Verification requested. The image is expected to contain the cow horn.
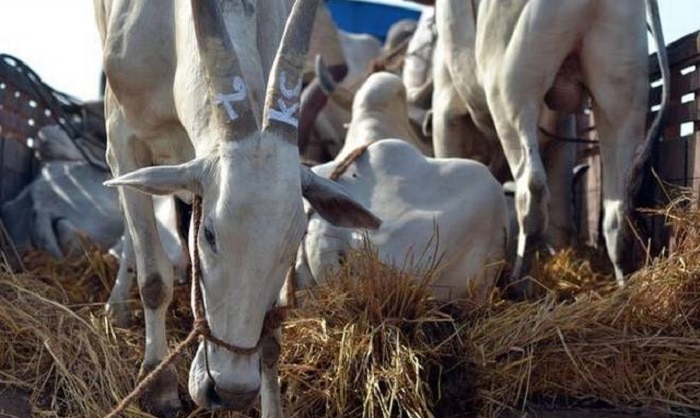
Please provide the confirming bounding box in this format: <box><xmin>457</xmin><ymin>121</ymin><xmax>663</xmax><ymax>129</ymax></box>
<box><xmin>191</xmin><ymin>0</ymin><xmax>257</xmax><ymax>139</ymax></box>
<box><xmin>262</xmin><ymin>0</ymin><xmax>321</xmax><ymax>142</ymax></box>
<box><xmin>315</xmin><ymin>55</ymin><xmax>354</xmax><ymax>111</ymax></box>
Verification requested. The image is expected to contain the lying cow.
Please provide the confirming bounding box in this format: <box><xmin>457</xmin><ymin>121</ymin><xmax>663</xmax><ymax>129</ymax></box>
<box><xmin>296</xmin><ymin>139</ymin><xmax>508</xmax><ymax>303</ymax></box>
<box><xmin>1</xmin><ymin>160</ymin><xmax>121</xmax><ymax>258</ymax></box>
<box><xmin>0</xmin><ymin>125</ymin><xmax>122</xmax><ymax>257</ymax></box>
<box><xmin>432</xmin><ymin>0</ymin><xmax>670</xmax><ymax>286</ymax></box>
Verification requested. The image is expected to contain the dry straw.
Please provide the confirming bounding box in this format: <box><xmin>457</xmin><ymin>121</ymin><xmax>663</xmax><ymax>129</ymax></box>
<box><xmin>0</xmin><ymin>197</ymin><xmax>699</xmax><ymax>417</ymax></box>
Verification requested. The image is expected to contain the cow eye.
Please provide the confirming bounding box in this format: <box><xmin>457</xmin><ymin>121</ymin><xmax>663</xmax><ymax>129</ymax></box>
<box><xmin>204</xmin><ymin>227</ymin><xmax>217</xmax><ymax>253</ymax></box>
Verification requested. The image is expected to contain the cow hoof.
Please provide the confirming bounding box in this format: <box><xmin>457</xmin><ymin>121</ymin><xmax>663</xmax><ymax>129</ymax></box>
<box><xmin>139</xmin><ymin>363</ymin><xmax>181</xmax><ymax>418</ymax></box>
<box><xmin>105</xmin><ymin>301</ymin><xmax>131</xmax><ymax>328</ymax></box>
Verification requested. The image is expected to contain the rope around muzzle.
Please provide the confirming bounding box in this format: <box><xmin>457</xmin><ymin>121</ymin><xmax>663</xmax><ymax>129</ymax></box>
<box><xmin>105</xmin><ymin>195</ymin><xmax>286</xmax><ymax>417</ymax></box>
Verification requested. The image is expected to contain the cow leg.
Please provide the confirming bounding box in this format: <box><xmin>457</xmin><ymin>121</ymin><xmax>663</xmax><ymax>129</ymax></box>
<box><xmin>260</xmin><ymin>328</ymin><xmax>283</xmax><ymax>418</ymax></box>
<box><xmin>486</xmin><ymin>89</ymin><xmax>548</xmax><ymax>291</ymax></box>
<box><xmin>483</xmin><ymin>5</ymin><xmax>586</xmax><ymax>287</ymax></box>
<box><xmin>432</xmin><ymin>90</ymin><xmax>469</xmax><ymax>158</ymax></box>
<box><xmin>433</xmin><ymin>46</ymin><xmax>504</xmax><ymax>175</ymax></box>
<box><xmin>432</xmin><ymin>43</ymin><xmax>471</xmax><ymax>159</ymax></box>
<box><xmin>105</xmin><ymin>91</ymin><xmax>181</xmax><ymax>417</ymax></box>
<box><xmin>580</xmin><ymin>3</ymin><xmax>648</xmax><ymax>285</ymax></box>
<box><xmin>31</xmin><ymin>211</ymin><xmax>63</xmax><ymax>258</ymax></box>
<box><xmin>106</xmin><ymin>232</ymin><xmax>135</xmax><ymax>327</ymax></box>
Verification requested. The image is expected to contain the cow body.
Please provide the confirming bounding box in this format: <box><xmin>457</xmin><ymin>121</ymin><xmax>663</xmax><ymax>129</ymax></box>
<box><xmin>95</xmin><ymin>0</ymin><xmax>378</xmax><ymax>416</ymax></box>
<box><xmin>297</xmin><ymin>139</ymin><xmax>507</xmax><ymax>303</ymax></box>
<box><xmin>433</xmin><ymin>0</ymin><xmax>668</xmax><ymax>285</ymax></box>
<box><xmin>0</xmin><ymin>125</ymin><xmax>122</xmax><ymax>258</ymax></box>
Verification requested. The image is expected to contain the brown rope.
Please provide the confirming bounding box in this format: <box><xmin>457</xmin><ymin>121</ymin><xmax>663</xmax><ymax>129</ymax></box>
<box><xmin>104</xmin><ymin>330</ymin><xmax>200</xmax><ymax>418</ymax></box>
<box><xmin>105</xmin><ymin>195</ymin><xmax>286</xmax><ymax>417</ymax></box>
<box><xmin>369</xmin><ymin>35</ymin><xmax>412</xmax><ymax>74</ymax></box>
<box><xmin>329</xmin><ymin>144</ymin><xmax>370</xmax><ymax>181</ymax></box>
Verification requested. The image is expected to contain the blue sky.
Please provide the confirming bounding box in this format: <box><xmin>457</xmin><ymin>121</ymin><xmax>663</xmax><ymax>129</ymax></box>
<box><xmin>0</xmin><ymin>0</ymin><xmax>697</xmax><ymax>101</ymax></box>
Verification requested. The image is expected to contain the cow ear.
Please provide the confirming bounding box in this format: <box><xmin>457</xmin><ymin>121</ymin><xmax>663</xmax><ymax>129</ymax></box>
<box><xmin>104</xmin><ymin>158</ymin><xmax>206</xmax><ymax>196</ymax></box>
<box><xmin>300</xmin><ymin>166</ymin><xmax>381</xmax><ymax>230</ymax></box>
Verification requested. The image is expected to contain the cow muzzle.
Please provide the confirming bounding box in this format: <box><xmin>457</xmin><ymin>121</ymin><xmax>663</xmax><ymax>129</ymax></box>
<box><xmin>189</xmin><ymin>344</ymin><xmax>261</xmax><ymax>411</ymax></box>
<box><xmin>202</xmin><ymin>377</ymin><xmax>259</xmax><ymax>411</ymax></box>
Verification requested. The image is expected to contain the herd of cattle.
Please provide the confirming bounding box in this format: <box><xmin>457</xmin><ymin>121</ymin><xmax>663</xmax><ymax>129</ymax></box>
<box><xmin>0</xmin><ymin>0</ymin><xmax>669</xmax><ymax>416</ymax></box>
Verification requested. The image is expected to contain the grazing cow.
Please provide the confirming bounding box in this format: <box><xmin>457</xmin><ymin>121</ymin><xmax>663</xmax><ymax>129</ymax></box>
<box><xmin>432</xmin><ymin>0</ymin><xmax>669</xmax><ymax>285</ymax></box>
<box><xmin>296</xmin><ymin>139</ymin><xmax>508</xmax><ymax>303</ymax></box>
<box><xmin>95</xmin><ymin>0</ymin><xmax>379</xmax><ymax>416</ymax></box>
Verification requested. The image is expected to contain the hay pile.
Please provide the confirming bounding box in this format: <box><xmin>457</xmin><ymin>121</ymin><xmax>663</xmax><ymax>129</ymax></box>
<box><xmin>0</xmin><ymin>249</ymin><xmax>138</xmax><ymax>416</ymax></box>
<box><xmin>0</xmin><ymin>200</ymin><xmax>698</xmax><ymax>417</ymax></box>
<box><xmin>280</xmin><ymin>197</ymin><xmax>700</xmax><ymax>417</ymax></box>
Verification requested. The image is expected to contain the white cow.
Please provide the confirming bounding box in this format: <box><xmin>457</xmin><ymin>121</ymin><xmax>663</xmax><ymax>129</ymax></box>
<box><xmin>0</xmin><ymin>160</ymin><xmax>122</xmax><ymax>257</ymax></box>
<box><xmin>95</xmin><ymin>0</ymin><xmax>378</xmax><ymax>416</ymax></box>
<box><xmin>0</xmin><ymin>125</ymin><xmax>122</xmax><ymax>257</ymax></box>
<box><xmin>316</xmin><ymin>62</ymin><xmax>432</xmax><ymax>158</ymax></box>
<box><xmin>402</xmin><ymin>6</ymin><xmax>435</xmax><ymax>135</ymax></box>
<box><xmin>296</xmin><ymin>139</ymin><xmax>508</xmax><ymax>303</ymax></box>
<box><xmin>432</xmin><ymin>0</ymin><xmax>669</xmax><ymax>286</ymax></box>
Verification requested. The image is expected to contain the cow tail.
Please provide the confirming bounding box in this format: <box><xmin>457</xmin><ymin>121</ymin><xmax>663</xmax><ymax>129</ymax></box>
<box><xmin>626</xmin><ymin>0</ymin><xmax>670</xmax><ymax>209</ymax></box>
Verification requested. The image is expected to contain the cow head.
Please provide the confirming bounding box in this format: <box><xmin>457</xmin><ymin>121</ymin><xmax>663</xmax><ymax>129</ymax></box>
<box><xmin>294</xmin><ymin>154</ymin><xmax>374</xmax><ymax>290</ymax></box>
<box><xmin>295</xmin><ymin>195</ymin><xmax>365</xmax><ymax>289</ymax></box>
<box><xmin>105</xmin><ymin>0</ymin><xmax>379</xmax><ymax>411</ymax></box>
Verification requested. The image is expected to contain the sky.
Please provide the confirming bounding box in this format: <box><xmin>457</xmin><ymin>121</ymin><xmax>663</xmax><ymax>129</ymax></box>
<box><xmin>0</xmin><ymin>0</ymin><xmax>697</xmax><ymax>102</ymax></box>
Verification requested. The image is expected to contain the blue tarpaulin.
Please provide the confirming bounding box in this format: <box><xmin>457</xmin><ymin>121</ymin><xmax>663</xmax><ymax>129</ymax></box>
<box><xmin>325</xmin><ymin>0</ymin><xmax>426</xmax><ymax>42</ymax></box>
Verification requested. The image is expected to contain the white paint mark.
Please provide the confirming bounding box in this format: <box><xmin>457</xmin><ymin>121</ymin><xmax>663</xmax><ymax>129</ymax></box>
<box><xmin>279</xmin><ymin>71</ymin><xmax>301</xmax><ymax>99</ymax></box>
<box><xmin>268</xmin><ymin>71</ymin><xmax>301</xmax><ymax>127</ymax></box>
<box><xmin>269</xmin><ymin>100</ymin><xmax>300</xmax><ymax>127</ymax></box>
<box><xmin>214</xmin><ymin>76</ymin><xmax>246</xmax><ymax>121</ymax></box>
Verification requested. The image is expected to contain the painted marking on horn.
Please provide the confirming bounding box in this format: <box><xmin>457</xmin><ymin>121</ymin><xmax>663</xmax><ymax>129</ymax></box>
<box><xmin>268</xmin><ymin>71</ymin><xmax>301</xmax><ymax>128</ymax></box>
<box><xmin>214</xmin><ymin>76</ymin><xmax>246</xmax><ymax>121</ymax></box>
